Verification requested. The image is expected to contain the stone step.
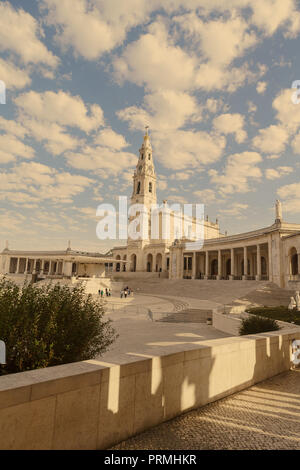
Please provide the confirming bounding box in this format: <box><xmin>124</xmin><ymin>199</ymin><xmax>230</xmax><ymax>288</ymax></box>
<box><xmin>158</xmin><ymin>308</ymin><xmax>211</xmax><ymax>323</ymax></box>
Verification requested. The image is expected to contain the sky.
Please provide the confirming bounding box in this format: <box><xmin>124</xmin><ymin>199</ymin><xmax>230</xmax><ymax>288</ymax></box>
<box><xmin>1</xmin><ymin>0</ymin><xmax>300</xmax><ymax>252</ymax></box>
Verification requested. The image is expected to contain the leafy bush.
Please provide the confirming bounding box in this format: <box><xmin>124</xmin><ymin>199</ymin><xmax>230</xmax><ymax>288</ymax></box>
<box><xmin>0</xmin><ymin>278</ymin><xmax>117</xmax><ymax>375</ymax></box>
<box><xmin>239</xmin><ymin>315</ymin><xmax>280</xmax><ymax>335</ymax></box>
<box><xmin>245</xmin><ymin>306</ymin><xmax>300</xmax><ymax>325</ymax></box>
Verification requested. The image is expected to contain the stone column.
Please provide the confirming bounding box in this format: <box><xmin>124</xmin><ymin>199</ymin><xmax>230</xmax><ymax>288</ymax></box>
<box><xmin>32</xmin><ymin>259</ymin><xmax>37</xmax><ymax>274</ymax></box>
<box><xmin>229</xmin><ymin>248</ymin><xmax>235</xmax><ymax>280</ymax></box>
<box><xmin>242</xmin><ymin>246</ymin><xmax>247</xmax><ymax>280</ymax></box>
<box><xmin>256</xmin><ymin>244</ymin><xmax>261</xmax><ymax>280</ymax></box>
<box><xmin>217</xmin><ymin>250</ymin><xmax>222</xmax><ymax>280</ymax></box>
<box><xmin>192</xmin><ymin>252</ymin><xmax>196</xmax><ymax>279</ymax></box>
<box><xmin>268</xmin><ymin>240</ymin><xmax>272</xmax><ymax>281</ymax></box>
<box><xmin>55</xmin><ymin>261</ymin><xmax>59</xmax><ymax>275</ymax></box>
<box><xmin>16</xmin><ymin>257</ymin><xmax>20</xmax><ymax>274</ymax></box>
<box><xmin>179</xmin><ymin>252</ymin><xmax>184</xmax><ymax>279</ymax></box>
<box><xmin>40</xmin><ymin>259</ymin><xmax>44</xmax><ymax>275</ymax></box>
<box><xmin>63</xmin><ymin>261</ymin><xmax>73</xmax><ymax>277</ymax></box>
<box><xmin>204</xmin><ymin>251</ymin><xmax>209</xmax><ymax>279</ymax></box>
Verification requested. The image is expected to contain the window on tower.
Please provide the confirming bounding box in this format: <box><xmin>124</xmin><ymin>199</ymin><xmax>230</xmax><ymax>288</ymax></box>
<box><xmin>148</xmin><ymin>154</ymin><xmax>151</xmax><ymax>160</ymax></box>
<box><xmin>137</xmin><ymin>182</ymin><xmax>141</xmax><ymax>194</ymax></box>
<box><xmin>149</xmin><ymin>182</ymin><xmax>152</xmax><ymax>193</ymax></box>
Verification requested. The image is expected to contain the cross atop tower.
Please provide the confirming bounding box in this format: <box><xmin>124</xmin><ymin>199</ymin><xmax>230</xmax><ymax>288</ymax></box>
<box><xmin>145</xmin><ymin>125</ymin><xmax>149</xmax><ymax>136</ymax></box>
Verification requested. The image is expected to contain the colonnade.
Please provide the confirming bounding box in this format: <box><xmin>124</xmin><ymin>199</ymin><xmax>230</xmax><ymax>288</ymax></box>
<box><xmin>180</xmin><ymin>243</ymin><xmax>270</xmax><ymax>281</ymax></box>
<box><xmin>8</xmin><ymin>257</ymin><xmax>67</xmax><ymax>276</ymax></box>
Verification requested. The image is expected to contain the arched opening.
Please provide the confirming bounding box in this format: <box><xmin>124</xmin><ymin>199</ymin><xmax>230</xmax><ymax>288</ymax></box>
<box><xmin>137</xmin><ymin>182</ymin><xmax>141</xmax><ymax>194</ymax></box>
<box><xmin>156</xmin><ymin>253</ymin><xmax>162</xmax><ymax>272</ymax></box>
<box><xmin>123</xmin><ymin>255</ymin><xmax>127</xmax><ymax>272</ymax></box>
<box><xmin>211</xmin><ymin>259</ymin><xmax>218</xmax><ymax>276</ymax></box>
<box><xmin>226</xmin><ymin>259</ymin><xmax>231</xmax><ymax>276</ymax></box>
<box><xmin>146</xmin><ymin>253</ymin><xmax>153</xmax><ymax>272</ymax></box>
<box><xmin>72</xmin><ymin>262</ymin><xmax>77</xmax><ymax>275</ymax></box>
<box><xmin>149</xmin><ymin>182</ymin><xmax>152</xmax><ymax>193</ymax></box>
<box><xmin>290</xmin><ymin>247</ymin><xmax>298</xmax><ymax>275</ymax></box>
<box><xmin>130</xmin><ymin>254</ymin><xmax>137</xmax><ymax>272</ymax></box>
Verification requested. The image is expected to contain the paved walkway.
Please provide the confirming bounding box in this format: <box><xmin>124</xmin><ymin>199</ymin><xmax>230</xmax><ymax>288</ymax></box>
<box><xmin>98</xmin><ymin>293</ymin><xmax>229</xmax><ymax>364</ymax></box>
<box><xmin>112</xmin><ymin>370</ymin><xmax>300</xmax><ymax>450</ymax></box>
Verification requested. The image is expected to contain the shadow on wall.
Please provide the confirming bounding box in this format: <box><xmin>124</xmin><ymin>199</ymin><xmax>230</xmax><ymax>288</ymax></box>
<box><xmin>95</xmin><ymin>332</ymin><xmax>291</xmax><ymax>450</ymax></box>
<box><xmin>0</xmin><ymin>331</ymin><xmax>295</xmax><ymax>450</ymax></box>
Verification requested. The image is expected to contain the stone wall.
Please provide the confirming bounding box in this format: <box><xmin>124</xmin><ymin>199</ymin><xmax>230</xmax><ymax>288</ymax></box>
<box><xmin>0</xmin><ymin>329</ymin><xmax>299</xmax><ymax>450</ymax></box>
<box><xmin>213</xmin><ymin>310</ymin><xmax>300</xmax><ymax>336</ymax></box>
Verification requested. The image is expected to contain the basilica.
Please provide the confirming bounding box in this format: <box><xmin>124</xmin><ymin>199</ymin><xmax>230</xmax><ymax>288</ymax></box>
<box><xmin>1</xmin><ymin>131</ymin><xmax>300</xmax><ymax>291</ymax></box>
<box><xmin>111</xmin><ymin>131</ymin><xmax>300</xmax><ymax>291</ymax></box>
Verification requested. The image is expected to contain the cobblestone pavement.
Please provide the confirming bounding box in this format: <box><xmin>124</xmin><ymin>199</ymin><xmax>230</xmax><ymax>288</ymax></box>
<box><xmin>112</xmin><ymin>370</ymin><xmax>300</xmax><ymax>450</ymax></box>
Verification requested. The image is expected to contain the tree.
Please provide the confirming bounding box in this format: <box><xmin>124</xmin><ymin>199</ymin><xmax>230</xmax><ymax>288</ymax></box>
<box><xmin>0</xmin><ymin>278</ymin><xmax>117</xmax><ymax>374</ymax></box>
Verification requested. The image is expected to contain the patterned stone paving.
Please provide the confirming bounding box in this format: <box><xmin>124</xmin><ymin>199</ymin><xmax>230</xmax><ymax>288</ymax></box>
<box><xmin>112</xmin><ymin>370</ymin><xmax>300</xmax><ymax>450</ymax></box>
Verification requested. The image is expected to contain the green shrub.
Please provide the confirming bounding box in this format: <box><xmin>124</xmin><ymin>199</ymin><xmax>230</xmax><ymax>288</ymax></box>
<box><xmin>0</xmin><ymin>278</ymin><xmax>117</xmax><ymax>375</ymax></box>
<box><xmin>239</xmin><ymin>315</ymin><xmax>280</xmax><ymax>335</ymax></box>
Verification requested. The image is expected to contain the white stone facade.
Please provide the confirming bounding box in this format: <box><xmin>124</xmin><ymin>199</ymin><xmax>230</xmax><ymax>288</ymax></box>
<box><xmin>112</xmin><ymin>130</ymin><xmax>222</xmax><ymax>274</ymax></box>
<box><xmin>111</xmin><ymin>131</ymin><xmax>300</xmax><ymax>289</ymax></box>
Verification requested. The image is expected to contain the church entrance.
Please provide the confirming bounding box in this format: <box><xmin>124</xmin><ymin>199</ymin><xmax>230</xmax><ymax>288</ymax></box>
<box><xmin>211</xmin><ymin>259</ymin><xmax>218</xmax><ymax>276</ymax></box>
<box><xmin>146</xmin><ymin>254</ymin><xmax>153</xmax><ymax>272</ymax></box>
<box><xmin>130</xmin><ymin>254</ymin><xmax>137</xmax><ymax>272</ymax></box>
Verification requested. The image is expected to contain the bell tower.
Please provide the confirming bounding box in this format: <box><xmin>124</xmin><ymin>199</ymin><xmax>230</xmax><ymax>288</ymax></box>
<box><xmin>131</xmin><ymin>127</ymin><xmax>157</xmax><ymax>208</ymax></box>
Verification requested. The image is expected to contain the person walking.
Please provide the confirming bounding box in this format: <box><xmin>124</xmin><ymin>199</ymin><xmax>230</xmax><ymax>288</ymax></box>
<box><xmin>120</xmin><ymin>290</ymin><xmax>123</xmax><ymax>299</ymax></box>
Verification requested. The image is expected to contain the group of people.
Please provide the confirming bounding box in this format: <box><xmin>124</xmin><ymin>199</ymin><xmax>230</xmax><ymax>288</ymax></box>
<box><xmin>120</xmin><ymin>286</ymin><xmax>132</xmax><ymax>299</ymax></box>
<box><xmin>98</xmin><ymin>288</ymin><xmax>112</xmax><ymax>298</ymax></box>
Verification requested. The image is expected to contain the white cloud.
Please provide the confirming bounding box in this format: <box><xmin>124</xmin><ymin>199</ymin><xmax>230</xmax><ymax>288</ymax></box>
<box><xmin>65</xmin><ymin>146</ymin><xmax>137</xmax><ymax>177</ymax></box>
<box><xmin>94</xmin><ymin>128</ymin><xmax>129</xmax><ymax>150</ymax></box>
<box><xmin>0</xmin><ymin>58</ymin><xmax>31</xmax><ymax>90</ymax></box>
<box><xmin>273</xmin><ymin>88</ymin><xmax>300</xmax><ymax>132</ymax></box>
<box><xmin>152</xmin><ymin>129</ymin><xmax>226</xmax><ymax>170</ymax></box>
<box><xmin>193</xmin><ymin>189</ymin><xmax>216</xmax><ymax>204</ymax></box>
<box><xmin>290</xmin><ymin>133</ymin><xmax>300</xmax><ymax>155</ymax></box>
<box><xmin>218</xmin><ymin>202</ymin><xmax>249</xmax><ymax>216</ymax></box>
<box><xmin>252</xmin><ymin>125</ymin><xmax>289</xmax><ymax>154</ymax></box>
<box><xmin>0</xmin><ymin>2</ymin><xmax>58</xmax><ymax>67</ymax></box>
<box><xmin>0</xmin><ymin>134</ymin><xmax>35</xmax><ymax>164</ymax></box>
<box><xmin>175</xmin><ymin>13</ymin><xmax>257</xmax><ymax>66</ymax></box>
<box><xmin>265</xmin><ymin>166</ymin><xmax>293</xmax><ymax>180</ymax></box>
<box><xmin>213</xmin><ymin>113</ymin><xmax>247</xmax><ymax>143</ymax></box>
<box><xmin>209</xmin><ymin>151</ymin><xmax>262</xmax><ymax>194</ymax></box>
<box><xmin>278</xmin><ymin>182</ymin><xmax>300</xmax><ymax>213</ymax></box>
<box><xmin>256</xmin><ymin>81</ymin><xmax>267</xmax><ymax>94</ymax></box>
<box><xmin>0</xmin><ymin>162</ymin><xmax>94</xmax><ymax>204</ymax></box>
<box><xmin>251</xmin><ymin>0</ymin><xmax>299</xmax><ymax>36</ymax></box>
<box><xmin>12</xmin><ymin>90</ymin><xmax>105</xmax><ymax>156</ymax></box>
<box><xmin>117</xmin><ymin>90</ymin><xmax>200</xmax><ymax>132</ymax></box>
<box><xmin>42</xmin><ymin>0</ymin><xmax>153</xmax><ymax>60</ymax></box>
<box><xmin>114</xmin><ymin>21</ymin><xmax>196</xmax><ymax>92</ymax></box>
<box><xmin>15</xmin><ymin>90</ymin><xmax>104</xmax><ymax>133</ymax></box>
